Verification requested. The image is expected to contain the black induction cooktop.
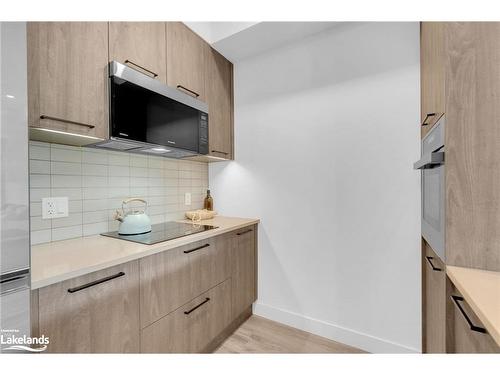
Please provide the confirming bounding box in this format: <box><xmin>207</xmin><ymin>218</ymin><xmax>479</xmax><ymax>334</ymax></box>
<box><xmin>101</xmin><ymin>221</ymin><xmax>218</xmax><ymax>245</ymax></box>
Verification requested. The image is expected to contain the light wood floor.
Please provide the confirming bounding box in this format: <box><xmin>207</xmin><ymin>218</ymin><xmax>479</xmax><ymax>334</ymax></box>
<box><xmin>215</xmin><ymin>315</ymin><xmax>366</xmax><ymax>353</ymax></box>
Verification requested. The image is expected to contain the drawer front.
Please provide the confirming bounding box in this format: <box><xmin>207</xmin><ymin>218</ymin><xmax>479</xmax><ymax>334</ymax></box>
<box><xmin>447</xmin><ymin>281</ymin><xmax>500</xmax><ymax>353</ymax></box>
<box><xmin>141</xmin><ymin>278</ymin><xmax>231</xmax><ymax>353</ymax></box>
<box><xmin>38</xmin><ymin>261</ymin><xmax>140</xmax><ymax>353</ymax></box>
<box><xmin>140</xmin><ymin>236</ymin><xmax>231</xmax><ymax>327</ymax></box>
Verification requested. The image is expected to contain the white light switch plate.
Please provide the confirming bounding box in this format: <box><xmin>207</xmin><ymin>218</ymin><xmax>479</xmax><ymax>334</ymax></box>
<box><xmin>42</xmin><ymin>197</ymin><xmax>68</xmax><ymax>219</ymax></box>
<box><xmin>184</xmin><ymin>192</ymin><xmax>191</xmax><ymax>206</ymax></box>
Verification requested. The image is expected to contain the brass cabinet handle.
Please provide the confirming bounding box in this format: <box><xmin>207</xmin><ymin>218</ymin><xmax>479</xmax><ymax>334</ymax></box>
<box><xmin>40</xmin><ymin>115</ymin><xmax>95</xmax><ymax>129</ymax></box>
<box><xmin>67</xmin><ymin>272</ymin><xmax>125</xmax><ymax>293</ymax></box>
<box><xmin>184</xmin><ymin>297</ymin><xmax>210</xmax><ymax>315</ymax></box>
<box><xmin>237</xmin><ymin>229</ymin><xmax>253</xmax><ymax>236</ymax></box>
<box><xmin>211</xmin><ymin>150</ymin><xmax>229</xmax><ymax>155</ymax></box>
<box><xmin>421</xmin><ymin>113</ymin><xmax>436</xmax><ymax>126</ymax></box>
<box><xmin>425</xmin><ymin>256</ymin><xmax>442</xmax><ymax>272</ymax></box>
<box><xmin>124</xmin><ymin>59</ymin><xmax>158</xmax><ymax>78</ymax></box>
<box><xmin>176</xmin><ymin>85</ymin><xmax>199</xmax><ymax>98</ymax></box>
<box><xmin>451</xmin><ymin>295</ymin><xmax>487</xmax><ymax>334</ymax></box>
<box><xmin>183</xmin><ymin>243</ymin><xmax>210</xmax><ymax>254</ymax></box>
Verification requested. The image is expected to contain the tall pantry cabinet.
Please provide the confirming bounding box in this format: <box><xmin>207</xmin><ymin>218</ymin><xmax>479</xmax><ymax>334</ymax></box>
<box><xmin>420</xmin><ymin>22</ymin><xmax>500</xmax><ymax>353</ymax></box>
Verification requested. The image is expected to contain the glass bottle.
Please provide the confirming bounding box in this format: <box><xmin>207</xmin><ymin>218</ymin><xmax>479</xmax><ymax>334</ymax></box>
<box><xmin>204</xmin><ymin>189</ymin><xmax>213</xmax><ymax>211</ymax></box>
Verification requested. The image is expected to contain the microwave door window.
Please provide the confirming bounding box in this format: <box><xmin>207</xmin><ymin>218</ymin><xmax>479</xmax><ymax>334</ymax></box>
<box><xmin>423</xmin><ymin>167</ymin><xmax>441</xmax><ymax>231</ymax></box>
<box><xmin>147</xmin><ymin>96</ymin><xmax>199</xmax><ymax>151</ymax></box>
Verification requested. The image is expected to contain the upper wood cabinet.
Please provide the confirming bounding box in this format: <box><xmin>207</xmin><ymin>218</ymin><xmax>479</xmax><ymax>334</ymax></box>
<box><xmin>109</xmin><ymin>22</ymin><xmax>167</xmax><ymax>84</ymax></box>
<box><xmin>231</xmin><ymin>226</ymin><xmax>257</xmax><ymax>318</ymax></box>
<box><xmin>420</xmin><ymin>22</ymin><xmax>445</xmax><ymax>139</ymax></box>
<box><xmin>37</xmin><ymin>261</ymin><xmax>140</xmax><ymax>353</ymax></box>
<box><xmin>206</xmin><ymin>48</ymin><xmax>234</xmax><ymax>159</ymax></box>
<box><xmin>27</xmin><ymin>22</ymin><xmax>109</xmax><ymax>141</ymax></box>
<box><xmin>445</xmin><ymin>23</ymin><xmax>500</xmax><ymax>272</ymax></box>
<box><xmin>166</xmin><ymin>22</ymin><xmax>207</xmax><ymax>101</ymax></box>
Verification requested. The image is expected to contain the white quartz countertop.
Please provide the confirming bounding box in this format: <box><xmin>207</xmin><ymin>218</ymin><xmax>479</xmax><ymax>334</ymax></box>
<box><xmin>31</xmin><ymin>216</ymin><xmax>259</xmax><ymax>290</ymax></box>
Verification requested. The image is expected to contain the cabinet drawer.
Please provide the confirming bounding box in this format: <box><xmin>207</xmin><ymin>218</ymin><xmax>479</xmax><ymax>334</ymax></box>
<box><xmin>38</xmin><ymin>261</ymin><xmax>140</xmax><ymax>353</ymax></box>
<box><xmin>141</xmin><ymin>278</ymin><xmax>231</xmax><ymax>353</ymax></box>
<box><xmin>447</xmin><ymin>280</ymin><xmax>500</xmax><ymax>353</ymax></box>
<box><xmin>139</xmin><ymin>236</ymin><xmax>231</xmax><ymax>327</ymax></box>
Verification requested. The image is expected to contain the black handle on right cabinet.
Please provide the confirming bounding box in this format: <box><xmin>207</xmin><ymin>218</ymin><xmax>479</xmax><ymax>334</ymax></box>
<box><xmin>184</xmin><ymin>298</ymin><xmax>210</xmax><ymax>315</ymax></box>
<box><xmin>425</xmin><ymin>256</ymin><xmax>442</xmax><ymax>272</ymax></box>
<box><xmin>183</xmin><ymin>243</ymin><xmax>210</xmax><ymax>254</ymax></box>
<box><xmin>237</xmin><ymin>229</ymin><xmax>253</xmax><ymax>236</ymax></box>
<box><xmin>211</xmin><ymin>150</ymin><xmax>229</xmax><ymax>156</ymax></box>
<box><xmin>451</xmin><ymin>295</ymin><xmax>487</xmax><ymax>334</ymax></box>
<box><xmin>421</xmin><ymin>113</ymin><xmax>436</xmax><ymax>126</ymax></box>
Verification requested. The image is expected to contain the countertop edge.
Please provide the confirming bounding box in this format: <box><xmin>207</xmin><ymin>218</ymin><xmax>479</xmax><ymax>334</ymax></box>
<box><xmin>31</xmin><ymin>218</ymin><xmax>259</xmax><ymax>290</ymax></box>
<box><xmin>446</xmin><ymin>266</ymin><xmax>500</xmax><ymax>347</ymax></box>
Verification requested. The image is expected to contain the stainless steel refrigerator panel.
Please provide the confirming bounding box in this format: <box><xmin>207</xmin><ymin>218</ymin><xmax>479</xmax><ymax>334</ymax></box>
<box><xmin>0</xmin><ymin>22</ymin><xmax>30</xmax><ymax>275</ymax></box>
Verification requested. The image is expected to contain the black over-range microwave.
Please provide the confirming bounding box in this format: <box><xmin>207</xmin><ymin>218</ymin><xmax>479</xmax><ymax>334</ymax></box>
<box><xmin>90</xmin><ymin>61</ymin><xmax>208</xmax><ymax>159</ymax></box>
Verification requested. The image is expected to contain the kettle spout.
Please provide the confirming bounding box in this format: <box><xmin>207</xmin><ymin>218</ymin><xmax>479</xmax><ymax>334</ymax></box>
<box><xmin>114</xmin><ymin>210</ymin><xmax>124</xmax><ymax>222</ymax></box>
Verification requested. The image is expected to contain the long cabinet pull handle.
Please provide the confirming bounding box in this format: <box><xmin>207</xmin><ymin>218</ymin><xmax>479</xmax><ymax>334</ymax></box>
<box><xmin>40</xmin><ymin>115</ymin><xmax>95</xmax><ymax>129</ymax></box>
<box><xmin>451</xmin><ymin>295</ymin><xmax>487</xmax><ymax>334</ymax></box>
<box><xmin>183</xmin><ymin>243</ymin><xmax>210</xmax><ymax>254</ymax></box>
<box><xmin>176</xmin><ymin>85</ymin><xmax>199</xmax><ymax>98</ymax></box>
<box><xmin>421</xmin><ymin>113</ymin><xmax>436</xmax><ymax>126</ymax></box>
<box><xmin>211</xmin><ymin>150</ymin><xmax>229</xmax><ymax>155</ymax></box>
<box><xmin>237</xmin><ymin>229</ymin><xmax>253</xmax><ymax>236</ymax></box>
<box><xmin>425</xmin><ymin>256</ymin><xmax>442</xmax><ymax>271</ymax></box>
<box><xmin>67</xmin><ymin>272</ymin><xmax>125</xmax><ymax>293</ymax></box>
<box><xmin>124</xmin><ymin>59</ymin><xmax>158</xmax><ymax>78</ymax></box>
<box><xmin>184</xmin><ymin>298</ymin><xmax>210</xmax><ymax>315</ymax></box>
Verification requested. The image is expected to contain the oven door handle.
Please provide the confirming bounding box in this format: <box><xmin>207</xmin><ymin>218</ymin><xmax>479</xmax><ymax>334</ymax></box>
<box><xmin>413</xmin><ymin>151</ymin><xmax>445</xmax><ymax>170</ymax></box>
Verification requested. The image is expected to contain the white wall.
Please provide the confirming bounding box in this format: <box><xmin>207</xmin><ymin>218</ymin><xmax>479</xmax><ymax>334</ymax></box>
<box><xmin>209</xmin><ymin>22</ymin><xmax>421</xmax><ymax>353</ymax></box>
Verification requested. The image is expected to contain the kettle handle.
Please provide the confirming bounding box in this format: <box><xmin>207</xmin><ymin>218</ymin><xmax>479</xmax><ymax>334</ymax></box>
<box><xmin>122</xmin><ymin>198</ymin><xmax>148</xmax><ymax>212</ymax></box>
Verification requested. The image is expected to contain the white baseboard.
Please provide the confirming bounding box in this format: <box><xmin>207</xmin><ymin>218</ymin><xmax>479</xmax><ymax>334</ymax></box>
<box><xmin>253</xmin><ymin>302</ymin><xmax>420</xmax><ymax>354</ymax></box>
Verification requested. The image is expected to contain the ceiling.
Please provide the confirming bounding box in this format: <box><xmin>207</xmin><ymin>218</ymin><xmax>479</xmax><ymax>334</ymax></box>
<box><xmin>185</xmin><ymin>22</ymin><xmax>342</xmax><ymax>63</ymax></box>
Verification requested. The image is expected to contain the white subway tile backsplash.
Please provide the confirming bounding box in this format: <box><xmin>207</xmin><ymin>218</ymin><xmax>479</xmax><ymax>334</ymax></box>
<box><xmin>30</xmin><ymin>160</ymin><xmax>50</xmax><ymax>174</ymax></box>
<box><xmin>51</xmin><ymin>147</ymin><xmax>81</xmax><ymax>163</ymax></box>
<box><xmin>51</xmin><ymin>188</ymin><xmax>82</xmax><ymax>200</ymax></box>
<box><xmin>51</xmin><ymin>161</ymin><xmax>82</xmax><ymax>175</ymax></box>
<box><xmin>83</xmin><ymin>222</ymin><xmax>108</xmax><ymax>236</ymax></box>
<box><xmin>30</xmin><ymin>174</ymin><xmax>50</xmax><ymax>188</ymax></box>
<box><xmin>83</xmin><ymin>199</ymin><xmax>108</xmax><ymax>212</ymax></box>
<box><xmin>51</xmin><ymin>175</ymin><xmax>82</xmax><ymax>188</ymax></box>
<box><xmin>29</xmin><ymin>142</ymin><xmax>209</xmax><ymax>244</ymax></box>
<box><xmin>52</xmin><ymin>225</ymin><xmax>82</xmax><ymax>241</ymax></box>
<box><xmin>31</xmin><ymin>229</ymin><xmax>51</xmax><ymax>245</ymax></box>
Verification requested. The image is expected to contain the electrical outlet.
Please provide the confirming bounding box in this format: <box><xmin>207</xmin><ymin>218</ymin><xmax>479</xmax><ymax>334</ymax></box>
<box><xmin>184</xmin><ymin>192</ymin><xmax>191</xmax><ymax>206</ymax></box>
<box><xmin>42</xmin><ymin>197</ymin><xmax>68</xmax><ymax>219</ymax></box>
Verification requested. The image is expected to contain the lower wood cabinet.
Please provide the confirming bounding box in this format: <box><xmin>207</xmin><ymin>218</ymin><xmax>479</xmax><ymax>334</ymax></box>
<box><xmin>231</xmin><ymin>225</ymin><xmax>257</xmax><ymax>318</ymax></box>
<box><xmin>38</xmin><ymin>261</ymin><xmax>140</xmax><ymax>353</ymax></box>
<box><xmin>422</xmin><ymin>241</ymin><xmax>446</xmax><ymax>353</ymax></box>
<box><xmin>141</xmin><ymin>278</ymin><xmax>232</xmax><ymax>353</ymax></box>
<box><xmin>139</xmin><ymin>236</ymin><xmax>231</xmax><ymax>328</ymax></box>
<box><xmin>446</xmin><ymin>279</ymin><xmax>500</xmax><ymax>353</ymax></box>
<box><xmin>32</xmin><ymin>225</ymin><xmax>258</xmax><ymax>353</ymax></box>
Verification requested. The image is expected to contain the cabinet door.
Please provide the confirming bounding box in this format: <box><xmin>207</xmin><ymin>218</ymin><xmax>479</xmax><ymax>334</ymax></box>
<box><xmin>27</xmin><ymin>22</ymin><xmax>109</xmax><ymax>139</ymax></box>
<box><xmin>420</xmin><ymin>22</ymin><xmax>445</xmax><ymax>139</ymax></box>
<box><xmin>445</xmin><ymin>22</ymin><xmax>500</xmax><ymax>272</ymax></box>
<box><xmin>166</xmin><ymin>22</ymin><xmax>207</xmax><ymax>101</ymax></box>
<box><xmin>446</xmin><ymin>280</ymin><xmax>500</xmax><ymax>353</ymax></box>
<box><xmin>422</xmin><ymin>242</ymin><xmax>446</xmax><ymax>353</ymax></box>
<box><xmin>141</xmin><ymin>278</ymin><xmax>231</xmax><ymax>353</ymax></box>
<box><xmin>139</xmin><ymin>237</ymin><xmax>231</xmax><ymax>328</ymax></box>
<box><xmin>206</xmin><ymin>48</ymin><xmax>233</xmax><ymax>159</ymax></box>
<box><xmin>231</xmin><ymin>226</ymin><xmax>257</xmax><ymax>318</ymax></box>
<box><xmin>38</xmin><ymin>261</ymin><xmax>140</xmax><ymax>353</ymax></box>
<box><xmin>109</xmin><ymin>22</ymin><xmax>167</xmax><ymax>84</ymax></box>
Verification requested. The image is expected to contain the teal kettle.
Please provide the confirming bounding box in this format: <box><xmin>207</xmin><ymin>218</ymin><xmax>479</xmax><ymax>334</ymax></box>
<box><xmin>114</xmin><ymin>198</ymin><xmax>152</xmax><ymax>235</ymax></box>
